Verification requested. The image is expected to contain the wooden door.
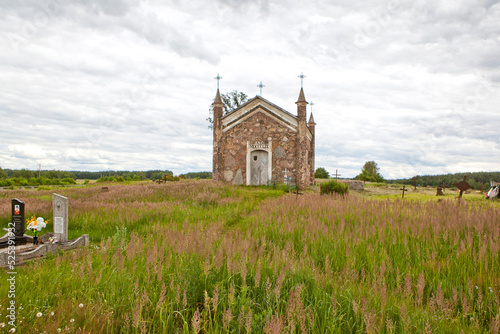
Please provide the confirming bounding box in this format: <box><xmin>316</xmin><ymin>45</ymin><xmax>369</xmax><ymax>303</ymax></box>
<box><xmin>250</xmin><ymin>150</ymin><xmax>268</xmax><ymax>185</ymax></box>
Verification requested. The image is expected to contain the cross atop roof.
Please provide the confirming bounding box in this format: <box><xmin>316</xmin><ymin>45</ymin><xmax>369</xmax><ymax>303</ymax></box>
<box><xmin>257</xmin><ymin>81</ymin><xmax>265</xmax><ymax>96</ymax></box>
<box><xmin>298</xmin><ymin>72</ymin><xmax>306</xmax><ymax>88</ymax></box>
<box><xmin>214</xmin><ymin>73</ymin><xmax>222</xmax><ymax>89</ymax></box>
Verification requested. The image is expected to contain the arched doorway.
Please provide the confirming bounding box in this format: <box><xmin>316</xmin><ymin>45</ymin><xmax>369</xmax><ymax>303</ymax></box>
<box><xmin>250</xmin><ymin>150</ymin><xmax>269</xmax><ymax>185</ymax></box>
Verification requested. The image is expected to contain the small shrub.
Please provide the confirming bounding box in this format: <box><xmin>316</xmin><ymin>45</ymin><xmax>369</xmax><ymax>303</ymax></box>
<box><xmin>320</xmin><ymin>180</ymin><xmax>349</xmax><ymax>195</ymax></box>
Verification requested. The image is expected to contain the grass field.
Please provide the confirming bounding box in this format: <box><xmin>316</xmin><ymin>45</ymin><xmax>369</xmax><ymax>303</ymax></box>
<box><xmin>0</xmin><ymin>180</ymin><xmax>499</xmax><ymax>333</ymax></box>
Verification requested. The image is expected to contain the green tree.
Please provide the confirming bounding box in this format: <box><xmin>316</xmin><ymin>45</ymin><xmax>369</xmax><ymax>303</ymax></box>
<box><xmin>207</xmin><ymin>91</ymin><xmax>248</xmax><ymax>128</ymax></box>
<box><xmin>0</xmin><ymin>167</ymin><xmax>5</xmax><ymax>179</ymax></box>
<box><xmin>354</xmin><ymin>161</ymin><xmax>384</xmax><ymax>183</ymax></box>
<box><xmin>315</xmin><ymin>167</ymin><xmax>330</xmax><ymax>179</ymax></box>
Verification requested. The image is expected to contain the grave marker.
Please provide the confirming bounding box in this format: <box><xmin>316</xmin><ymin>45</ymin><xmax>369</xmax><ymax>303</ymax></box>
<box><xmin>53</xmin><ymin>194</ymin><xmax>68</xmax><ymax>243</ymax></box>
<box><xmin>452</xmin><ymin>175</ymin><xmax>473</xmax><ymax>199</ymax></box>
<box><xmin>400</xmin><ymin>185</ymin><xmax>407</xmax><ymax>199</ymax></box>
<box><xmin>12</xmin><ymin>199</ymin><xmax>25</xmax><ymax>239</ymax></box>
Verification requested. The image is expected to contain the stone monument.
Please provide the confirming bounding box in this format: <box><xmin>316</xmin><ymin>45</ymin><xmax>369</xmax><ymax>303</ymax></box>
<box><xmin>53</xmin><ymin>194</ymin><xmax>68</xmax><ymax>243</ymax></box>
<box><xmin>12</xmin><ymin>199</ymin><xmax>26</xmax><ymax>244</ymax></box>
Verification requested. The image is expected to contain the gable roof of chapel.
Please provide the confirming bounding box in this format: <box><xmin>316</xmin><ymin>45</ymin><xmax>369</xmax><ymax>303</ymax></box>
<box><xmin>221</xmin><ymin>95</ymin><xmax>313</xmax><ymax>137</ymax></box>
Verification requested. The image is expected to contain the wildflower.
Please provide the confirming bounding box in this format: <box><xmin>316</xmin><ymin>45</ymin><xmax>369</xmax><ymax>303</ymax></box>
<box><xmin>0</xmin><ymin>323</ymin><xmax>5</xmax><ymax>328</ymax></box>
<box><xmin>50</xmin><ymin>312</ymin><xmax>55</xmax><ymax>316</ymax></box>
<box><xmin>70</xmin><ymin>319</ymin><xmax>75</xmax><ymax>323</ymax></box>
<box><xmin>79</xmin><ymin>303</ymin><xmax>84</xmax><ymax>308</ymax></box>
<box><xmin>9</xmin><ymin>328</ymin><xmax>15</xmax><ymax>333</ymax></box>
<box><xmin>36</xmin><ymin>312</ymin><xmax>42</xmax><ymax>318</ymax></box>
<box><xmin>57</xmin><ymin>329</ymin><xmax>61</xmax><ymax>333</ymax></box>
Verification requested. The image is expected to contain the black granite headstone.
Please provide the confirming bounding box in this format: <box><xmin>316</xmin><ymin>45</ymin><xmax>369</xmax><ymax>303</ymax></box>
<box><xmin>12</xmin><ymin>199</ymin><xmax>25</xmax><ymax>237</ymax></box>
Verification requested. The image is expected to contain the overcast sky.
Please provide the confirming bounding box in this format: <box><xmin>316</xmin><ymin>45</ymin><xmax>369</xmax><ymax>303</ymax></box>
<box><xmin>1</xmin><ymin>0</ymin><xmax>499</xmax><ymax>179</ymax></box>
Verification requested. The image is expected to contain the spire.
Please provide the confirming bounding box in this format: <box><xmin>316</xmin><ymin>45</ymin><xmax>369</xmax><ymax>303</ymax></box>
<box><xmin>308</xmin><ymin>112</ymin><xmax>316</xmax><ymax>125</ymax></box>
<box><xmin>296</xmin><ymin>87</ymin><xmax>308</xmax><ymax>105</ymax></box>
<box><xmin>213</xmin><ymin>89</ymin><xmax>223</xmax><ymax>106</ymax></box>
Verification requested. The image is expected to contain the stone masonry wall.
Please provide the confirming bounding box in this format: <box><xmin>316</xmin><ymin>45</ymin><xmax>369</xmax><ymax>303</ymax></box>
<box><xmin>221</xmin><ymin>110</ymin><xmax>298</xmax><ymax>185</ymax></box>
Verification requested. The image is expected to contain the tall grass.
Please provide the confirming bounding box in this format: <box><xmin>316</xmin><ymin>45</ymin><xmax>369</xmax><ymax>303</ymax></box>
<box><xmin>0</xmin><ymin>181</ymin><xmax>498</xmax><ymax>333</ymax></box>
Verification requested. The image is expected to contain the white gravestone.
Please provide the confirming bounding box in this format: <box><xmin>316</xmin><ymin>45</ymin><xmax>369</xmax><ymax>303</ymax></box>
<box><xmin>53</xmin><ymin>194</ymin><xmax>68</xmax><ymax>243</ymax></box>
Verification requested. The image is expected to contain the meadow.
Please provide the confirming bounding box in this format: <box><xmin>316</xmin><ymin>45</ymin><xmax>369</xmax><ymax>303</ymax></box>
<box><xmin>0</xmin><ymin>180</ymin><xmax>499</xmax><ymax>333</ymax></box>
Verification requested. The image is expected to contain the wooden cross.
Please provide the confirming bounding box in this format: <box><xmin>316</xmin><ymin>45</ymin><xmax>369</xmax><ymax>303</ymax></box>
<box><xmin>298</xmin><ymin>72</ymin><xmax>306</xmax><ymax>88</ymax></box>
<box><xmin>452</xmin><ymin>175</ymin><xmax>473</xmax><ymax>199</ymax></box>
<box><xmin>334</xmin><ymin>169</ymin><xmax>341</xmax><ymax>181</ymax></box>
<box><xmin>400</xmin><ymin>185</ymin><xmax>407</xmax><ymax>199</ymax></box>
<box><xmin>257</xmin><ymin>81</ymin><xmax>265</xmax><ymax>96</ymax></box>
<box><xmin>214</xmin><ymin>73</ymin><xmax>222</xmax><ymax>89</ymax></box>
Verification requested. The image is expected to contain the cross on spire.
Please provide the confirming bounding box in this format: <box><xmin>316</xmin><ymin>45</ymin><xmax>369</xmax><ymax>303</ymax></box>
<box><xmin>298</xmin><ymin>72</ymin><xmax>306</xmax><ymax>88</ymax></box>
<box><xmin>257</xmin><ymin>81</ymin><xmax>265</xmax><ymax>96</ymax></box>
<box><xmin>214</xmin><ymin>73</ymin><xmax>222</xmax><ymax>89</ymax></box>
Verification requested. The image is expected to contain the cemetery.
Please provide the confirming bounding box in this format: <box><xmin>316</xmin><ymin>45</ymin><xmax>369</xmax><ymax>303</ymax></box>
<box><xmin>0</xmin><ymin>180</ymin><xmax>498</xmax><ymax>332</ymax></box>
<box><xmin>0</xmin><ymin>195</ymin><xmax>89</xmax><ymax>267</ymax></box>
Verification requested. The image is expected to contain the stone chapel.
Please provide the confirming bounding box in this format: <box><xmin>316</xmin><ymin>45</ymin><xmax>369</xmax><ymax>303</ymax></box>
<box><xmin>212</xmin><ymin>85</ymin><xmax>316</xmax><ymax>189</ymax></box>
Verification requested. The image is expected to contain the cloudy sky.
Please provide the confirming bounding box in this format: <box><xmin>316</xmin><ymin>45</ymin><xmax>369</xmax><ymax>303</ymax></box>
<box><xmin>1</xmin><ymin>0</ymin><xmax>499</xmax><ymax>179</ymax></box>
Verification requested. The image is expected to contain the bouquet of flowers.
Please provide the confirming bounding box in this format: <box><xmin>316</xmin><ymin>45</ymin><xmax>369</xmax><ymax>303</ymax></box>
<box><xmin>26</xmin><ymin>216</ymin><xmax>49</xmax><ymax>245</ymax></box>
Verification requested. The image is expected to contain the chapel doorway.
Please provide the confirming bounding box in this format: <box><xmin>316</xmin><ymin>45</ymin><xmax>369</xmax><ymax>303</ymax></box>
<box><xmin>250</xmin><ymin>150</ymin><xmax>269</xmax><ymax>185</ymax></box>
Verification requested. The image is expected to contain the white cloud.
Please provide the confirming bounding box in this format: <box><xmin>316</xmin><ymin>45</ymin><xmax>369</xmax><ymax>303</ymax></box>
<box><xmin>0</xmin><ymin>0</ymin><xmax>498</xmax><ymax>178</ymax></box>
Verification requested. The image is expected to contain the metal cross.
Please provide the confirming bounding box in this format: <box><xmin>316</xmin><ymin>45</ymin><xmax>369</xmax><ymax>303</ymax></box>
<box><xmin>400</xmin><ymin>185</ymin><xmax>407</xmax><ymax>199</ymax></box>
<box><xmin>310</xmin><ymin>101</ymin><xmax>315</xmax><ymax>112</ymax></box>
<box><xmin>214</xmin><ymin>73</ymin><xmax>222</xmax><ymax>89</ymax></box>
<box><xmin>257</xmin><ymin>81</ymin><xmax>265</xmax><ymax>96</ymax></box>
<box><xmin>411</xmin><ymin>176</ymin><xmax>418</xmax><ymax>190</ymax></box>
<box><xmin>452</xmin><ymin>175</ymin><xmax>473</xmax><ymax>199</ymax></box>
<box><xmin>298</xmin><ymin>72</ymin><xmax>306</xmax><ymax>88</ymax></box>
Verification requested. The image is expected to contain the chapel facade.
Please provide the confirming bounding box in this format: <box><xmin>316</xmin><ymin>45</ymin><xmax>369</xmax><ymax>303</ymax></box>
<box><xmin>212</xmin><ymin>86</ymin><xmax>316</xmax><ymax>189</ymax></box>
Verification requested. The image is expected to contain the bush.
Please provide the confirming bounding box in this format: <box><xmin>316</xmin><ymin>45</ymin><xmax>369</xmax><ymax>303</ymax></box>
<box><xmin>320</xmin><ymin>180</ymin><xmax>349</xmax><ymax>195</ymax></box>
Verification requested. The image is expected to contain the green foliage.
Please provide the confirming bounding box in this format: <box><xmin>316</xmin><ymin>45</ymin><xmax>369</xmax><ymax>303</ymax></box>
<box><xmin>221</xmin><ymin>90</ymin><xmax>248</xmax><ymax>115</ymax></box>
<box><xmin>320</xmin><ymin>179</ymin><xmax>349</xmax><ymax>195</ymax></box>
<box><xmin>389</xmin><ymin>171</ymin><xmax>500</xmax><ymax>189</ymax></box>
<box><xmin>0</xmin><ymin>176</ymin><xmax>76</xmax><ymax>187</ymax></box>
<box><xmin>207</xmin><ymin>90</ymin><xmax>249</xmax><ymax>127</ymax></box>
<box><xmin>0</xmin><ymin>167</ymin><xmax>5</xmax><ymax>179</ymax></box>
<box><xmin>354</xmin><ymin>161</ymin><xmax>385</xmax><ymax>182</ymax></box>
<box><xmin>314</xmin><ymin>167</ymin><xmax>329</xmax><ymax>179</ymax></box>
<box><xmin>179</xmin><ymin>171</ymin><xmax>212</xmax><ymax>179</ymax></box>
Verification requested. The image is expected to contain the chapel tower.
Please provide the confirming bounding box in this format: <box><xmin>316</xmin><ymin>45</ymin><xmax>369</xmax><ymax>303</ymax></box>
<box><xmin>212</xmin><ymin>89</ymin><xmax>224</xmax><ymax>182</ymax></box>
<box><xmin>296</xmin><ymin>87</ymin><xmax>310</xmax><ymax>189</ymax></box>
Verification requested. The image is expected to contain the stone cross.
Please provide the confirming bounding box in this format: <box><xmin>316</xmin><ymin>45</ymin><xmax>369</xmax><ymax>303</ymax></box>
<box><xmin>257</xmin><ymin>81</ymin><xmax>265</xmax><ymax>96</ymax></box>
<box><xmin>214</xmin><ymin>73</ymin><xmax>222</xmax><ymax>89</ymax></box>
<box><xmin>53</xmin><ymin>194</ymin><xmax>69</xmax><ymax>243</ymax></box>
<box><xmin>11</xmin><ymin>199</ymin><xmax>25</xmax><ymax>239</ymax></box>
<box><xmin>400</xmin><ymin>185</ymin><xmax>407</xmax><ymax>199</ymax></box>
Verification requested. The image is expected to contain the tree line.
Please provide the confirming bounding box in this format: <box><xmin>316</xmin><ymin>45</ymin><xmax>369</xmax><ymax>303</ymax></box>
<box><xmin>388</xmin><ymin>171</ymin><xmax>500</xmax><ymax>189</ymax></box>
<box><xmin>0</xmin><ymin>168</ymin><xmax>175</xmax><ymax>187</ymax></box>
